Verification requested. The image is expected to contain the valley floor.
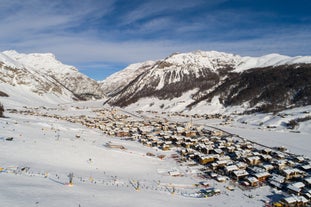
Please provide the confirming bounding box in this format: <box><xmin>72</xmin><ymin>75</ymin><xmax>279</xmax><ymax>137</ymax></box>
<box><xmin>0</xmin><ymin>102</ymin><xmax>310</xmax><ymax>207</ymax></box>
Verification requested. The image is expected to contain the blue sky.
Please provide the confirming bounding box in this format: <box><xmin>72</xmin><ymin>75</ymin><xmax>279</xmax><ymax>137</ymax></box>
<box><xmin>0</xmin><ymin>0</ymin><xmax>310</xmax><ymax>80</ymax></box>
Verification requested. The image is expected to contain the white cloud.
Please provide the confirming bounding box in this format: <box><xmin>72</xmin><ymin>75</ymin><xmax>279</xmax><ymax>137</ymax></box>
<box><xmin>0</xmin><ymin>0</ymin><xmax>310</xmax><ymax>73</ymax></box>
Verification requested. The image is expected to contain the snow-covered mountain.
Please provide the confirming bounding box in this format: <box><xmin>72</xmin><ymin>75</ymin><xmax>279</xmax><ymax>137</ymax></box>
<box><xmin>0</xmin><ymin>50</ymin><xmax>105</xmax><ymax>107</ymax></box>
<box><xmin>100</xmin><ymin>60</ymin><xmax>155</xmax><ymax>96</ymax></box>
<box><xmin>104</xmin><ymin>50</ymin><xmax>311</xmax><ymax>114</ymax></box>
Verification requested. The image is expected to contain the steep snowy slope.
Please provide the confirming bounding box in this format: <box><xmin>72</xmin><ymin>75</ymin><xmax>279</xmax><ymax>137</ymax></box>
<box><xmin>107</xmin><ymin>51</ymin><xmax>240</xmax><ymax>107</ymax></box>
<box><xmin>104</xmin><ymin>51</ymin><xmax>311</xmax><ymax>113</ymax></box>
<box><xmin>100</xmin><ymin>60</ymin><xmax>155</xmax><ymax>95</ymax></box>
<box><xmin>0</xmin><ymin>50</ymin><xmax>106</xmax><ymax>107</ymax></box>
<box><xmin>3</xmin><ymin>50</ymin><xmax>105</xmax><ymax>100</ymax></box>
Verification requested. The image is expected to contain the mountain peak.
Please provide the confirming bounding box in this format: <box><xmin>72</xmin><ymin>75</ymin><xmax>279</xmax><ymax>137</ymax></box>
<box><xmin>102</xmin><ymin>50</ymin><xmax>311</xmax><ymax>113</ymax></box>
<box><xmin>0</xmin><ymin>50</ymin><xmax>106</xmax><ymax>106</ymax></box>
<box><xmin>2</xmin><ymin>50</ymin><xmax>78</xmax><ymax>73</ymax></box>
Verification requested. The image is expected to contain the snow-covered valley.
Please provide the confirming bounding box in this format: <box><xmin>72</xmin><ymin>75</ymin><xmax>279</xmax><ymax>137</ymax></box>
<box><xmin>1</xmin><ymin>49</ymin><xmax>311</xmax><ymax>207</ymax></box>
<box><xmin>1</xmin><ymin>100</ymin><xmax>310</xmax><ymax>207</ymax></box>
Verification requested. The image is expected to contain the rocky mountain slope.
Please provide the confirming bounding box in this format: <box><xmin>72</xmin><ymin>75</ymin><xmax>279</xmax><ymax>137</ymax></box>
<box><xmin>0</xmin><ymin>50</ymin><xmax>105</xmax><ymax>106</ymax></box>
<box><xmin>100</xmin><ymin>61</ymin><xmax>155</xmax><ymax>96</ymax></box>
<box><xmin>104</xmin><ymin>50</ymin><xmax>311</xmax><ymax>114</ymax></box>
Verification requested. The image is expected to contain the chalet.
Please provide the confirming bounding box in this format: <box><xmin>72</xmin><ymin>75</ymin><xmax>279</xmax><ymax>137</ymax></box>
<box><xmin>241</xmin><ymin>142</ymin><xmax>254</xmax><ymax>150</ymax></box>
<box><xmin>294</xmin><ymin>156</ymin><xmax>305</xmax><ymax>163</ymax></box>
<box><xmin>138</xmin><ymin>126</ymin><xmax>154</xmax><ymax>135</ymax></box>
<box><xmin>225</xmin><ymin>146</ymin><xmax>235</xmax><ymax>153</ymax></box>
<box><xmin>116</xmin><ymin>128</ymin><xmax>130</xmax><ymax>137</ymax></box>
<box><xmin>260</xmin><ymin>154</ymin><xmax>273</xmax><ymax>162</ymax></box>
<box><xmin>198</xmin><ymin>155</ymin><xmax>215</xmax><ymax>165</ymax></box>
<box><xmin>161</xmin><ymin>144</ymin><xmax>170</xmax><ymax>151</ymax></box>
<box><xmin>303</xmin><ymin>177</ymin><xmax>311</xmax><ymax>187</ymax></box>
<box><xmin>105</xmin><ymin>142</ymin><xmax>126</xmax><ymax>150</ymax></box>
<box><xmin>212</xmin><ymin>131</ymin><xmax>223</xmax><ymax>136</ymax></box>
<box><xmin>195</xmin><ymin>144</ymin><xmax>210</xmax><ymax>154</ymax></box>
<box><xmin>176</xmin><ymin>126</ymin><xmax>185</xmax><ymax>135</ymax></box>
<box><xmin>224</xmin><ymin>165</ymin><xmax>239</xmax><ymax>175</ymax></box>
<box><xmin>254</xmin><ymin>172</ymin><xmax>270</xmax><ymax>182</ymax></box>
<box><xmin>232</xmin><ymin>170</ymin><xmax>249</xmax><ymax>181</ymax></box>
<box><xmin>300</xmin><ymin>164</ymin><xmax>311</xmax><ymax>173</ymax></box>
<box><xmin>282</xmin><ymin>168</ymin><xmax>305</xmax><ymax>180</ymax></box>
<box><xmin>287</xmin><ymin>182</ymin><xmax>305</xmax><ymax>195</ymax></box>
<box><xmin>150</xmin><ymin>141</ymin><xmax>158</xmax><ymax>147</ymax></box>
<box><xmin>246</xmin><ymin>176</ymin><xmax>259</xmax><ymax>187</ymax></box>
<box><xmin>183</xmin><ymin>130</ymin><xmax>197</xmax><ymax>137</ymax></box>
<box><xmin>270</xmin><ymin>173</ymin><xmax>285</xmax><ymax>182</ymax></box>
<box><xmin>236</xmin><ymin>162</ymin><xmax>248</xmax><ymax>170</ymax></box>
<box><xmin>248</xmin><ymin>166</ymin><xmax>266</xmax><ymax>174</ymax></box>
<box><xmin>271</xmin><ymin>151</ymin><xmax>286</xmax><ymax>160</ymax></box>
<box><xmin>212</xmin><ymin>148</ymin><xmax>224</xmax><ymax>156</ymax></box>
<box><xmin>245</xmin><ymin>156</ymin><xmax>261</xmax><ymax>166</ymax></box>
<box><xmin>261</xmin><ymin>148</ymin><xmax>272</xmax><ymax>155</ymax></box>
<box><xmin>168</xmin><ymin>169</ymin><xmax>181</xmax><ymax>177</ymax></box>
<box><xmin>216</xmin><ymin>176</ymin><xmax>227</xmax><ymax>182</ymax></box>
<box><xmin>230</xmin><ymin>150</ymin><xmax>241</xmax><ymax>159</ymax></box>
<box><xmin>261</xmin><ymin>164</ymin><xmax>274</xmax><ymax>172</ymax></box>
<box><xmin>222</xmin><ymin>136</ymin><xmax>233</xmax><ymax>146</ymax></box>
<box><xmin>274</xmin><ymin>160</ymin><xmax>287</xmax><ymax>170</ymax></box>
<box><xmin>215</xmin><ymin>160</ymin><xmax>230</xmax><ymax>169</ymax></box>
<box><xmin>281</xmin><ymin>195</ymin><xmax>309</xmax><ymax>207</ymax></box>
<box><xmin>181</xmin><ymin>142</ymin><xmax>192</xmax><ymax>149</ymax></box>
<box><xmin>303</xmin><ymin>189</ymin><xmax>311</xmax><ymax>201</ymax></box>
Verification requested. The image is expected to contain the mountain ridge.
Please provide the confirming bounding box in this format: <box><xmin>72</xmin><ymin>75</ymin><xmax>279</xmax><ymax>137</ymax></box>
<box><xmin>0</xmin><ymin>50</ymin><xmax>106</xmax><ymax>107</ymax></box>
<box><xmin>102</xmin><ymin>50</ymin><xmax>311</xmax><ymax>114</ymax></box>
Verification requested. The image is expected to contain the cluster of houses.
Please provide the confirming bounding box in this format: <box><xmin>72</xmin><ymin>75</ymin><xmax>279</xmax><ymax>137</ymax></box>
<box><xmin>9</xmin><ymin>107</ymin><xmax>311</xmax><ymax>206</ymax></box>
<box><xmin>137</xmin><ymin>110</ymin><xmax>230</xmax><ymax>120</ymax></box>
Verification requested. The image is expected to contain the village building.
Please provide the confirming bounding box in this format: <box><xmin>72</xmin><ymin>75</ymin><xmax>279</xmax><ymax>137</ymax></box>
<box><xmin>282</xmin><ymin>168</ymin><xmax>305</xmax><ymax>180</ymax></box>
<box><xmin>246</xmin><ymin>176</ymin><xmax>259</xmax><ymax>187</ymax></box>
<box><xmin>260</xmin><ymin>154</ymin><xmax>273</xmax><ymax>162</ymax></box>
<box><xmin>232</xmin><ymin>170</ymin><xmax>249</xmax><ymax>181</ymax></box>
<box><xmin>287</xmin><ymin>182</ymin><xmax>305</xmax><ymax>195</ymax></box>
<box><xmin>303</xmin><ymin>177</ymin><xmax>311</xmax><ymax>187</ymax></box>
<box><xmin>254</xmin><ymin>172</ymin><xmax>270</xmax><ymax>182</ymax></box>
<box><xmin>274</xmin><ymin>160</ymin><xmax>288</xmax><ymax>170</ymax></box>
<box><xmin>245</xmin><ymin>156</ymin><xmax>261</xmax><ymax>166</ymax></box>
<box><xmin>224</xmin><ymin>165</ymin><xmax>239</xmax><ymax>175</ymax></box>
<box><xmin>269</xmin><ymin>173</ymin><xmax>285</xmax><ymax>189</ymax></box>
<box><xmin>281</xmin><ymin>195</ymin><xmax>309</xmax><ymax>207</ymax></box>
<box><xmin>197</xmin><ymin>155</ymin><xmax>215</xmax><ymax>165</ymax></box>
<box><xmin>236</xmin><ymin>162</ymin><xmax>248</xmax><ymax>170</ymax></box>
<box><xmin>300</xmin><ymin>164</ymin><xmax>311</xmax><ymax>173</ymax></box>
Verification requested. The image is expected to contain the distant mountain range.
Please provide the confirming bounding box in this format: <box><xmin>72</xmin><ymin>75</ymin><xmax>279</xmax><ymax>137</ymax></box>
<box><xmin>1</xmin><ymin>50</ymin><xmax>310</xmax><ymax>114</ymax></box>
<box><xmin>0</xmin><ymin>50</ymin><xmax>105</xmax><ymax>107</ymax></box>
<box><xmin>102</xmin><ymin>50</ymin><xmax>311</xmax><ymax>114</ymax></box>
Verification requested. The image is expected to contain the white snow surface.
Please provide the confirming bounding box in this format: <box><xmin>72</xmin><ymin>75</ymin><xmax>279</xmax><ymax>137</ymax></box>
<box><xmin>2</xmin><ymin>50</ymin><xmax>78</xmax><ymax>74</ymax></box>
<box><xmin>0</xmin><ymin>101</ymin><xmax>284</xmax><ymax>207</ymax></box>
<box><xmin>102</xmin><ymin>50</ymin><xmax>311</xmax><ymax>88</ymax></box>
<box><xmin>102</xmin><ymin>50</ymin><xmax>311</xmax><ymax>108</ymax></box>
<box><xmin>100</xmin><ymin>61</ymin><xmax>155</xmax><ymax>94</ymax></box>
<box><xmin>236</xmin><ymin>53</ymin><xmax>311</xmax><ymax>72</ymax></box>
<box><xmin>164</xmin><ymin>50</ymin><xmax>311</xmax><ymax>72</ymax></box>
<box><xmin>0</xmin><ymin>50</ymin><xmax>105</xmax><ymax>107</ymax></box>
<box><xmin>0</xmin><ymin>95</ymin><xmax>310</xmax><ymax>206</ymax></box>
<box><xmin>163</xmin><ymin>50</ymin><xmax>240</xmax><ymax>71</ymax></box>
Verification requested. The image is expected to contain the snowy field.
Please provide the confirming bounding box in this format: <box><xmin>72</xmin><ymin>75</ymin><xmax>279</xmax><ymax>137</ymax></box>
<box><xmin>0</xmin><ymin>101</ymin><xmax>310</xmax><ymax>206</ymax></box>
